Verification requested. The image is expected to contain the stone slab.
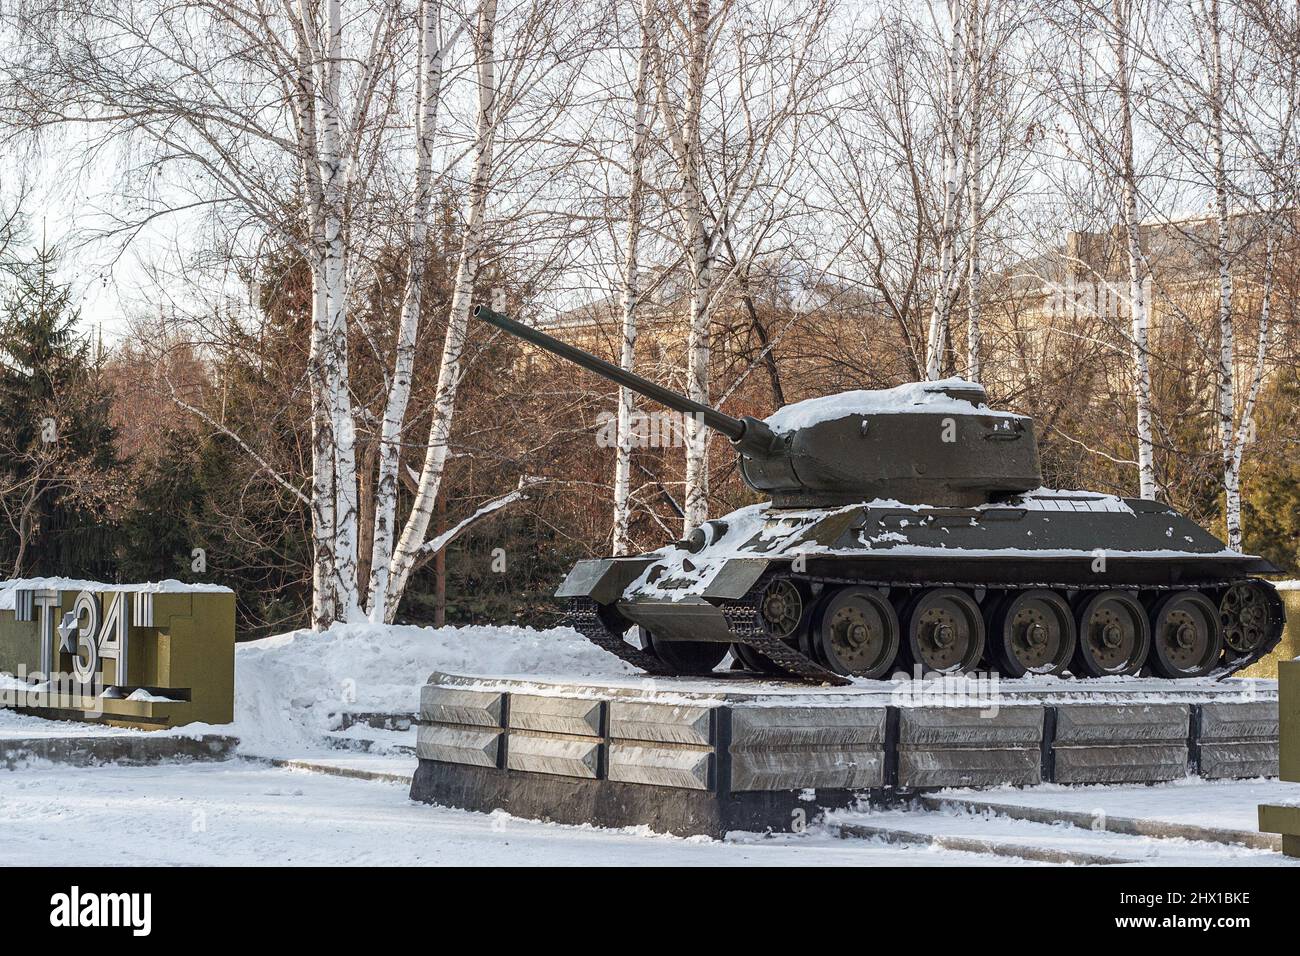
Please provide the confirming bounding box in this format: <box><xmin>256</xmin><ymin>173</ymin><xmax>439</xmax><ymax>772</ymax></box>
<box><xmin>505</xmin><ymin>732</ymin><xmax>601</xmax><ymax>779</ymax></box>
<box><xmin>730</xmin><ymin>705</ymin><xmax>886</xmax><ymax>747</ymax></box>
<box><xmin>1199</xmin><ymin>700</ymin><xmax>1279</xmax><ymax>741</ymax></box>
<box><xmin>897</xmin><ymin>747</ymin><xmax>1041</xmax><ymax>789</ymax></box>
<box><xmin>898</xmin><ymin>706</ymin><xmax>1042</xmax><ymax>747</ymax></box>
<box><xmin>730</xmin><ymin>748</ymin><xmax>884</xmax><ymax>792</ymax></box>
<box><xmin>507</xmin><ymin>694</ymin><xmax>602</xmax><ymax>737</ymax></box>
<box><xmin>1052</xmin><ymin>744</ymin><xmax>1188</xmax><ymax>784</ymax></box>
<box><xmin>1198</xmin><ymin>741</ymin><xmax>1278</xmax><ymax>780</ymax></box>
<box><xmin>418</xmin><ymin>686</ymin><xmax>503</xmax><ymax>727</ymax></box>
<box><xmin>1053</xmin><ymin>703</ymin><xmax>1189</xmax><ymax>744</ymax></box>
<box><xmin>415</xmin><ymin>723</ymin><xmax>500</xmax><ymax>768</ymax></box>
<box><xmin>608</xmin><ymin>701</ymin><xmax>714</xmax><ymax>745</ymax></box>
<box><xmin>607</xmin><ymin>743</ymin><xmax>712</xmax><ymax>790</ymax></box>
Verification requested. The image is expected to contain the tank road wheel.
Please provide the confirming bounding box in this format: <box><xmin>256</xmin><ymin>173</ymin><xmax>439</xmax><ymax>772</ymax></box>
<box><xmin>636</xmin><ymin>627</ymin><xmax>729</xmax><ymax>675</ymax></box>
<box><xmin>1072</xmin><ymin>590</ymin><xmax>1149</xmax><ymax>677</ymax></box>
<box><xmin>990</xmin><ymin>589</ymin><xmax>1077</xmax><ymax>677</ymax></box>
<box><xmin>1149</xmin><ymin>591</ymin><xmax>1223</xmax><ymax>678</ymax></box>
<box><xmin>902</xmin><ymin>588</ymin><xmax>985</xmax><ymax>675</ymax></box>
<box><xmin>1219</xmin><ymin>582</ymin><xmax>1273</xmax><ymax>661</ymax></box>
<box><xmin>810</xmin><ymin>587</ymin><xmax>900</xmax><ymax>679</ymax></box>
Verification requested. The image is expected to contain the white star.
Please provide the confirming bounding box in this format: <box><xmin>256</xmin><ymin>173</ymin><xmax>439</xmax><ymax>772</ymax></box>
<box><xmin>57</xmin><ymin>611</ymin><xmax>78</xmax><ymax>654</ymax></box>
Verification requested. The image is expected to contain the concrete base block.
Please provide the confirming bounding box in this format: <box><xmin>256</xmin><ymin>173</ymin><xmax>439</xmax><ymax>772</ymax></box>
<box><xmin>1199</xmin><ymin>741</ymin><xmax>1278</xmax><ymax>780</ymax></box>
<box><xmin>505</xmin><ymin>732</ymin><xmax>600</xmax><ymax>778</ymax></box>
<box><xmin>608</xmin><ymin>701</ymin><xmax>713</xmax><ymax>745</ymax></box>
<box><xmin>608</xmin><ymin>743</ymin><xmax>711</xmax><ymax>790</ymax></box>
<box><xmin>1053</xmin><ymin>744</ymin><xmax>1188</xmax><ymax>784</ymax></box>
<box><xmin>898</xmin><ymin>747</ymin><xmax>1041</xmax><ymax>788</ymax></box>
<box><xmin>415</xmin><ymin>723</ymin><xmax>500</xmax><ymax>768</ymax></box>
<box><xmin>730</xmin><ymin>706</ymin><xmax>886</xmax><ymax>747</ymax></box>
<box><xmin>731</xmin><ymin>748</ymin><xmax>883</xmax><ymax>791</ymax></box>
<box><xmin>419</xmin><ymin>686</ymin><xmax>503</xmax><ymax>727</ymax></box>
<box><xmin>898</xmin><ymin>706</ymin><xmax>1042</xmax><ymax>747</ymax></box>
<box><xmin>507</xmin><ymin>695</ymin><xmax>601</xmax><ymax>737</ymax></box>
<box><xmin>1055</xmin><ymin>703</ymin><xmax>1188</xmax><ymax>743</ymax></box>
<box><xmin>1200</xmin><ymin>701</ymin><xmax>1278</xmax><ymax>740</ymax></box>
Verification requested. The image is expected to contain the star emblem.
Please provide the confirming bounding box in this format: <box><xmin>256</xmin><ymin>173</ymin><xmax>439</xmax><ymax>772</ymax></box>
<box><xmin>57</xmin><ymin>611</ymin><xmax>79</xmax><ymax>654</ymax></box>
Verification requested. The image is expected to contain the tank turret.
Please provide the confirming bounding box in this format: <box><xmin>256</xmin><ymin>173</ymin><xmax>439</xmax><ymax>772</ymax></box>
<box><xmin>475</xmin><ymin>305</ymin><xmax>1041</xmax><ymax>507</ymax></box>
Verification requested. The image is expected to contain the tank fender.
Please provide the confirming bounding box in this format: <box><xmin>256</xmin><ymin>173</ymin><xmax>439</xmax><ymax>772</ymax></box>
<box><xmin>701</xmin><ymin>558</ymin><xmax>771</xmax><ymax>600</ymax></box>
<box><xmin>556</xmin><ymin>558</ymin><xmax>657</xmax><ymax>604</ymax></box>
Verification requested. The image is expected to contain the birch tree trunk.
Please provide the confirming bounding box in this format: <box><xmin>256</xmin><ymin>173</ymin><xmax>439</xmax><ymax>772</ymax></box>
<box><xmin>1228</xmin><ymin>228</ymin><xmax>1274</xmax><ymax>549</ymax></box>
<box><xmin>368</xmin><ymin>0</ymin><xmax>449</xmax><ymax>618</ymax></box>
<box><xmin>1111</xmin><ymin>0</ymin><xmax>1157</xmax><ymax>500</ymax></box>
<box><xmin>680</xmin><ymin>0</ymin><xmax>712</xmax><ymax>535</ymax></box>
<box><xmin>1202</xmin><ymin>0</ymin><xmax>1242</xmax><ymax>548</ymax></box>
<box><xmin>964</xmin><ymin>0</ymin><xmax>984</xmax><ymax>383</ymax></box>
<box><xmin>320</xmin><ymin>0</ymin><xmax>362</xmax><ymax>619</ymax></box>
<box><xmin>612</xmin><ymin>0</ymin><xmax>655</xmax><ymax>556</ymax></box>
<box><xmin>294</xmin><ymin>0</ymin><xmax>340</xmax><ymax>628</ymax></box>
<box><xmin>925</xmin><ymin>0</ymin><xmax>965</xmax><ymax>381</ymax></box>
<box><xmin>384</xmin><ymin>0</ymin><xmax>499</xmax><ymax>622</ymax></box>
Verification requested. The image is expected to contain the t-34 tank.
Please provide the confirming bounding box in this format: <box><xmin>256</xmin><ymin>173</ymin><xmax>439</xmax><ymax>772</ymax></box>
<box><xmin>476</xmin><ymin>305</ymin><xmax>1285</xmax><ymax>685</ymax></box>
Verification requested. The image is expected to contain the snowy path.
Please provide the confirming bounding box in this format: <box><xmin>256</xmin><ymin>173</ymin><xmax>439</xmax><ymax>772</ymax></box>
<box><xmin>0</xmin><ymin>760</ymin><xmax>1004</xmax><ymax>866</ymax></box>
<box><xmin>936</xmin><ymin>779</ymin><xmax>1297</xmax><ymax>833</ymax></box>
<box><xmin>2</xmin><ymin>760</ymin><xmax>1297</xmax><ymax>867</ymax></box>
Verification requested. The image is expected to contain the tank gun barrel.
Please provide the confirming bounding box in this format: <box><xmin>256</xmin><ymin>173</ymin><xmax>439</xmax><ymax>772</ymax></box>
<box><xmin>475</xmin><ymin>305</ymin><xmax>781</xmax><ymax>456</ymax></box>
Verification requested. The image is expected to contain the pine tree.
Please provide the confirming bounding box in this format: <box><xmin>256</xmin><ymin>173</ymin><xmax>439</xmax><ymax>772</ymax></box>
<box><xmin>0</xmin><ymin>245</ymin><xmax>122</xmax><ymax>578</ymax></box>
<box><xmin>1242</xmin><ymin>369</ymin><xmax>1300</xmax><ymax>574</ymax></box>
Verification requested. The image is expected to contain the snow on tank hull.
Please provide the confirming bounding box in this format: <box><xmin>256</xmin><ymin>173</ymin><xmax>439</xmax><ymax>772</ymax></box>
<box><xmin>560</xmin><ymin>490</ymin><xmax>1284</xmax><ymax>684</ymax></box>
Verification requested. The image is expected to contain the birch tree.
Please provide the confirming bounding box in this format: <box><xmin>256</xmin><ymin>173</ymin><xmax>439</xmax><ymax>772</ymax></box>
<box><xmin>367</xmin><ymin>0</ymin><xmax>458</xmax><ymax>615</ymax></box>
<box><xmin>649</xmin><ymin>0</ymin><xmax>837</xmax><ymax>533</ymax></box>
<box><xmin>611</xmin><ymin>0</ymin><xmax>657</xmax><ymax>556</ymax></box>
<box><xmin>1045</xmin><ymin>0</ymin><xmax>1159</xmax><ymax>499</ymax></box>
<box><xmin>924</xmin><ymin>0</ymin><xmax>966</xmax><ymax>380</ymax></box>
<box><xmin>1109</xmin><ymin>0</ymin><xmax>1157</xmax><ymax>500</ymax></box>
<box><xmin>4</xmin><ymin>0</ymin><xmax>594</xmax><ymax>627</ymax></box>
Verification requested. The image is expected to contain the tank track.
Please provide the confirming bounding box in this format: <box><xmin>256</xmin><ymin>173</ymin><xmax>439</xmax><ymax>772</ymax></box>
<box><xmin>720</xmin><ymin>599</ymin><xmax>853</xmax><ymax>686</ymax></box>
<box><xmin>567</xmin><ymin>575</ymin><xmax>1283</xmax><ymax>686</ymax></box>
<box><xmin>565</xmin><ymin>597</ymin><xmax>679</xmax><ymax>676</ymax></box>
<box><xmin>749</xmin><ymin>571</ymin><xmax>1284</xmax><ymax>682</ymax></box>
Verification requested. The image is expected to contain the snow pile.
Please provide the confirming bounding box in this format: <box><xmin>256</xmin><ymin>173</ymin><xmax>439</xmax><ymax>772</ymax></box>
<box><xmin>0</xmin><ymin>577</ymin><xmax>231</xmax><ymax>611</ymax></box>
<box><xmin>230</xmin><ymin>622</ymin><xmax>633</xmax><ymax>755</ymax></box>
<box><xmin>764</xmin><ymin>377</ymin><xmax>1018</xmax><ymax>433</ymax></box>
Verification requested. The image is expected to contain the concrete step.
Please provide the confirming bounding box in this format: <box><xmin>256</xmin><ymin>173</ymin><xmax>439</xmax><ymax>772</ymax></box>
<box><xmin>837</xmin><ymin>819</ymin><xmax>1131</xmax><ymax>865</ymax></box>
<box><xmin>920</xmin><ymin>793</ymin><xmax>1280</xmax><ymax>851</ymax></box>
<box><xmin>1</xmin><ymin>733</ymin><xmax>237</xmax><ymax>769</ymax></box>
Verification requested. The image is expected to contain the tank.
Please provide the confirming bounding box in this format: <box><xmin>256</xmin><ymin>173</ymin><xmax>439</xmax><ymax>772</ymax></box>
<box><xmin>476</xmin><ymin>305</ymin><xmax>1285</xmax><ymax>684</ymax></box>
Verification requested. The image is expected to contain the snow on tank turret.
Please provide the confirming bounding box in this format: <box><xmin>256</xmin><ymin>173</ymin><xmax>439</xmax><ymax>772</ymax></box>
<box><xmin>476</xmin><ymin>305</ymin><xmax>1284</xmax><ymax>685</ymax></box>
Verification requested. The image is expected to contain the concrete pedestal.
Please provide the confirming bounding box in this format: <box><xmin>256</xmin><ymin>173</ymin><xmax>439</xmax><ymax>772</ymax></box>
<box><xmin>410</xmin><ymin>671</ymin><xmax>1280</xmax><ymax>838</ymax></box>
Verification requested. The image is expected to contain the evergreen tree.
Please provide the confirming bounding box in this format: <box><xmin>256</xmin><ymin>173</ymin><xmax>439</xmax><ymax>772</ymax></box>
<box><xmin>1242</xmin><ymin>368</ymin><xmax>1300</xmax><ymax>574</ymax></box>
<box><xmin>0</xmin><ymin>245</ymin><xmax>122</xmax><ymax>578</ymax></box>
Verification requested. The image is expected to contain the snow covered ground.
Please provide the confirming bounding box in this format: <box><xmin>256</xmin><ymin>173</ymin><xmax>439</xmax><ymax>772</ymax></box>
<box><xmin>2</xmin><ymin>617</ymin><xmax>1299</xmax><ymax>866</ymax></box>
<box><xmin>226</xmin><ymin>621</ymin><xmax>632</xmax><ymax>756</ymax></box>
<box><xmin>0</xmin><ymin>760</ymin><xmax>1008</xmax><ymax>866</ymax></box>
<box><xmin>0</xmin><ymin>760</ymin><xmax>1295</xmax><ymax>866</ymax></box>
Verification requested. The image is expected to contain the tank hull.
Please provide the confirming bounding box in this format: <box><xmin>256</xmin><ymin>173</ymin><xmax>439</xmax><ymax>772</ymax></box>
<box><xmin>559</xmin><ymin>491</ymin><xmax>1284</xmax><ymax>684</ymax></box>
